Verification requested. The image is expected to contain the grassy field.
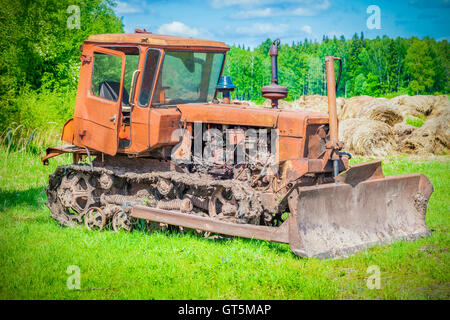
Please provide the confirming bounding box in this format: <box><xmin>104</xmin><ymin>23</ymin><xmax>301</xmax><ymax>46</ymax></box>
<box><xmin>0</xmin><ymin>147</ymin><xmax>448</xmax><ymax>299</ymax></box>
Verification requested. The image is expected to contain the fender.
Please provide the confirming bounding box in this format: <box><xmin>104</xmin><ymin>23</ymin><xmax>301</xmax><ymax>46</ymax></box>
<box><xmin>61</xmin><ymin>118</ymin><xmax>74</xmax><ymax>144</ymax></box>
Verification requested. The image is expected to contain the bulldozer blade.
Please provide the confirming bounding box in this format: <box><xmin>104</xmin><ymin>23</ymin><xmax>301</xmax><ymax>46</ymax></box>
<box><xmin>287</xmin><ymin>173</ymin><xmax>433</xmax><ymax>258</ymax></box>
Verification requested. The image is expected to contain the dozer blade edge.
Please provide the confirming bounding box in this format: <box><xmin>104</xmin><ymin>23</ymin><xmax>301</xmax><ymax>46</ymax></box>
<box><xmin>287</xmin><ymin>171</ymin><xmax>433</xmax><ymax>258</ymax></box>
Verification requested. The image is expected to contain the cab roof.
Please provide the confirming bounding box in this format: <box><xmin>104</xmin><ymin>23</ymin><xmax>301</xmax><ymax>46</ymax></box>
<box><xmin>86</xmin><ymin>32</ymin><xmax>229</xmax><ymax>50</ymax></box>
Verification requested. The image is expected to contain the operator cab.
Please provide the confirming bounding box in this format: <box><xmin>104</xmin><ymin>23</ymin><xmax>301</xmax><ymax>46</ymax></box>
<box><xmin>71</xmin><ymin>32</ymin><xmax>229</xmax><ymax>155</ymax></box>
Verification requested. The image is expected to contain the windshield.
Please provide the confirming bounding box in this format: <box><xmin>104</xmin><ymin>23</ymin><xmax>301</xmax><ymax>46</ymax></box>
<box><xmin>152</xmin><ymin>51</ymin><xmax>224</xmax><ymax>106</ymax></box>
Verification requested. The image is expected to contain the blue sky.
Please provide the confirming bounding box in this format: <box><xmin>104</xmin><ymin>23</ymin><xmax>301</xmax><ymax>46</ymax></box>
<box><xmin>112</xmin><ymin>0</ymin><xmax>450</xmax><ymax>47</ymax></box>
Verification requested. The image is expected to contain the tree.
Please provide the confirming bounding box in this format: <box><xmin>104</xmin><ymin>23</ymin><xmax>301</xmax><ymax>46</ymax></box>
<box><xmin>0</xmin><ymin>0</ymin><xmax>123</xmax><ymax>94</ymax></box>
<box><xmin>353</xmin><ymin>74</ymin><xmax>367</xmax><ymax>96</ymax></box>
<box><xmin>348</xmin><ymin>33</ymin><xmax>364</xmax><ymax>95</ymax></box>
<box><xmin>404</xmin><ymin>39</ymin><xmax>435</xmax><ymax>94</ymax></box>
<box><xmin>0</xmin><ymin>0</ymin><xmax>123</xmax><ymax>130</ymax></box>
<box><xmin>385</xmin><ymin>39</ymin><xmax>399</xmax><ymax>92</ymax></box>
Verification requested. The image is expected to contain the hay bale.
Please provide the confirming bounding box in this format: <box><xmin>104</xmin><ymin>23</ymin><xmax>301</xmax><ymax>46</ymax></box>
<box><xmin>395</xmin><ymin>95</ymin><xmax>435</xmax><ymax>115</ymax></box>
<box><xmin>393</xmin><ymin>123</ymin><xmax>416</xmax><ymax>146</ymax></box>
<box><xmin>393</xmin><ymin>122</ymin><xmax>416</xmax><ymax>139</ymax></box>
<box><xmin>258</xmin><ymin>94</ymin><xmax>449</xmax><ymax>156</ymax></box>
<box><xmin>296</xmin><ymin>94</ymin><xmax>328</xmax><ymax>112</ymax></box>
<box><xmin>296</xmin><ymin>95</ymin><xmax>345</xmax><ymax>114</ymax></box>
<box><xmin>262</xmin><ymin>99</ymin><xmax>295</xmax><ymax>109</ymax></box>
<box><xmin>263</xmin><ymin>95</ymin><xmax>344</xmax><ymax>114</ymax></box>
<box><xmin>339</xmin><ymin>118</ymin><xmax>397</xmax><ymax>157</ymax></box>
<box><xmin>233</xmin><ymin>100</ymin><xmax>258</xmax><ymax>107</ymax></box>
<box><xmin>399</xmin><ymin>111</ymin><xmax>450</xmax><ymax>155</ymax></box>
<box><xmin>428</xmin><ymin>95</ymin><xmax>450</xmax><ymax>119</ymax></box>
<box><xmin>340</xmin><ymin>96</ymin><xmax>388</xmax><ymax>120</ymax></box>
<box><xmin>339</xmin><ymin>96</ymin><xmax>402</xmax><ymax>126</ymax></box>
<box><xmin>391</xmin><ymin>95</ymin><xmax>449</xmax><ymax>119</ymax></box>
<box><xmin>359</xmin><ymin>103</ymin><xmax>404</xmax><ymax>126</ymax></box>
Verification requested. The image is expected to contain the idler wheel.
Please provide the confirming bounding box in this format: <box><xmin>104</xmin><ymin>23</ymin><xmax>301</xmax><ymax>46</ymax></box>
<box><xmin>84</xmin><ymin>207</ymin><xmax>106</xmax><ymax>230</ymax></box>
<box><xmin>112</xmin><ymin>210</ymin><xmax>134</xmax><ymax>232</ymax></box>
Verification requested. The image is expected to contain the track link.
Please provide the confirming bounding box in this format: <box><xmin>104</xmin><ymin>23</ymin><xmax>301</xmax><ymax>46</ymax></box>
<box><xmin>45</xmin><ymin>163</ymin><xmax>270</xmax><ymax>229</ymax></box>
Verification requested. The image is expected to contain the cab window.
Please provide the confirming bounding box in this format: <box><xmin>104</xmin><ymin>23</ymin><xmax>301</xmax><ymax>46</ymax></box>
<box><xmin>90</xmin><ymin>46</ymin><xmax>139</xmax><ymax>105</ymax></box>
<box><xmin>138</xmin><ymin>49</ymin><xmax>161</xmax><ymax>106</ymax></box>
<box><xmin>91</xmin><ymin>53</ymin><xmax>122</xmax><ymax>102</ymax></box>
<box><xmin>152</xmin><ymin>51</ymin><xmax>224</xmax><ymax>106</ymax></box>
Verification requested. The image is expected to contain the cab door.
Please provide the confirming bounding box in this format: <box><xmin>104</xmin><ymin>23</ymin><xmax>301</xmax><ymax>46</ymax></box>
<box><xmin>74</xmin><ymin>46</ymin><xmax>126</xmax><ymax>155</ymax></box>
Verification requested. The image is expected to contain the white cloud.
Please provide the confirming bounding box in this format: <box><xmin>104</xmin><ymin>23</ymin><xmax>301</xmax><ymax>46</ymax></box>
<box><xmin>316</xmin><ymin>0</ymin><xmax>331</xmax><ymax>10</ymax></box>
<box><xmin>229</xmin><ymin>0</ymin><xmax>331</xmax><ymax>18</ymax></box>
<box><xmin>235</xmin><ymin>8</ymin><xmax>273</xmax><ymax>18</ymax></box>
<box><xmin>292</xmin><ymin>7</ymin><xmax>315</xmax><ymax>16</ymax></box>
<box><xmin>234</xmin><ymin>23</ymin><xmax>289</xmax><ymax>36</ymax></box>
<box><xmin>210</xmin><ymin>0</ymin><xmax>329</xmax><ymax>8</ymax></box>
<box><xmin>157</xmin><ymin>21</ymin><xmax>206</xmax><ymax>37</ymax></box>
<box><xmin>292</xmin><ymin>0</ymin><xmax>331</xmax><ymax>16</ymax></box>
<box><xmin>210</xmin><ymin>0</ymin><xmax>270</xmax><ymax>8</ymax></box>
<box><xmin>114</xmin><ymin>1</ymin><xmax>140</xmax><ymax>14</ymax></box>
<box><xmin>301</xmin><ymin>25</ymin><xmax>313</xmax><ymax>34</ymax></box>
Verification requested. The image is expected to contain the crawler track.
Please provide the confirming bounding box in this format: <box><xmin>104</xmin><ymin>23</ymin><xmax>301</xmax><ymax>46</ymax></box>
<box><xmin>45</xmin><ymin>160</ymin><xmax>280</xmax><ymax>231</ymax></box>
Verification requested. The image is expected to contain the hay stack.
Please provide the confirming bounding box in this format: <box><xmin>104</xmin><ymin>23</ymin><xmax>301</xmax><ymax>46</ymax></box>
<box><xmin>257</xmin><ymin>94</ymin><xmax>449</xmax><ymax>157</ymax></box>
<box><xmin>263</xmin><ymin>95</ymin><xmax>344</xmax><ymax>114</ymax></box>
<box><xmin>391</xmin><ymin>95</ymin><xmax>450</xmax><ymax>119</ymax></box>
<box><xmin>339</xmin><ymin>118</ymin><xmax>397</xmax><ymax>157</ymax></box>
<box><xmin>339</xmin><ymin>96</ymin><xmax>403</xmax><ymax>126</ymax></box>
<box><xmin>393</xmin><ymin>122</ymin><xmax>416</xmax><ymax>139</ymax></box>
<box><xmin>359</xmin><ymin>103</ymin><xmax>404</xmax><ymax>126</ymax></box>
<box><xmin>234</xmin><ymin>100</ymin><xmax>258</xmax><ymax>107</ymax></box>
<box><xmin>339</xmin><ymin>96</ymin><xmax>389</xmax><ymax>120</ymax></box>
<box><xmin>296</xmin><ymin>94</ymin><xmax>328</xmax><ymax>112</ymax></box>
<box><xmin>296</xmin><ymin>94</ymin><xmax>345</xmax><ymax>114</ymax></box>
<box><xmin>395</xmin><ymin>95</ymin><xmax>435</xmax><ymax>115</ymax></box>
<box><xmin>428</xmin><ymin>95</ymin><xmax>450</xmax><ymax>119</ymax></box>
<box><xmin>389</xmin><ymin>95</ymin><xmax>421</xmax><ymax>118</ymax></box>
<box><xmin>262</xmin><ymin>99</ymin><xmax>295</xmax><ymax>109</ymax></box>
<box><xmin>399</xmin><ymin>110</ymin><xmax>450</xmax><ymax>154</ymax></box>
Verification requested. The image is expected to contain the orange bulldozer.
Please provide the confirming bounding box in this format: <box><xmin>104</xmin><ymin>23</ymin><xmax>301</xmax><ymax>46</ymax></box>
<box><xmin>42</xmin><ymin>31</ymin><xmax>433</xmax><ymax>258</ymax></box>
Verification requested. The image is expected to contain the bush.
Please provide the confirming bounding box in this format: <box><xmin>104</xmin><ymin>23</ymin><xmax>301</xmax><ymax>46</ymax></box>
<box><xmin>0</xmin><ymin>89</ymin><xmax>76</xmax><ymax>151</ymax></box>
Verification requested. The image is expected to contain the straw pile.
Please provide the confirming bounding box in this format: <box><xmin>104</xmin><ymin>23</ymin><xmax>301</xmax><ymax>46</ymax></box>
<box><xmin>339</xmin><ymin>118</ymin><xmax>396</xmax><ymax>157</ymax></box>
<box><xmin>262</xmin><ymin>94</ymin><xmax>344</xmax><ymax>114</ymax></box>
<box><xmin>260</xmin><ymin>94</ymin><xmax>449</xmax><ymax>156</ymax></box>
<box><xmin>398</xmin><ymin>111</ymin><xmax>450</xmax><ymax>154</ymax></box>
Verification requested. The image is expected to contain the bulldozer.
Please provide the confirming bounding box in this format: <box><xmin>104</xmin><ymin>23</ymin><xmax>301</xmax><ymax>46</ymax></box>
<box><xmin>41</xmin><ymin>31</ymin><xmax>433</xmax><ymax>258</ymax></box>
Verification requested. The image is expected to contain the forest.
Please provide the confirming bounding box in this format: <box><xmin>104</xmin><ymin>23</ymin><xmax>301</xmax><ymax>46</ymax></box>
<box><xmin>0</xmin><ymin>0</ymin><xmax>448</xmax><ymax>135</ymax></box>
<box><xmin>226</xmin><ymin>34</ymin><xmax>448</xmax><ymax>102</ymax></box>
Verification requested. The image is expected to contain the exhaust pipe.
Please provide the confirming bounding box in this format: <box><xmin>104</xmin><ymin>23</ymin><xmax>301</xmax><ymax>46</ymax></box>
<box><xmin>325</xmin><ymin>56</ymin><xmax>342</xmax><ymax>178</ymax></box>
<box><xmin>262</xmin><ymin>39</ymin><xmax>287</xmax><ymax>108</ymax></box>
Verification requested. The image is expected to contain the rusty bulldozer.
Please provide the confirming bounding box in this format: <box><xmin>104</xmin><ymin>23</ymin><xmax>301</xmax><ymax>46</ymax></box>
<box><xmin>42</xmin><ymin>31</ymin><xmax>433</xmax><ymax>258</ymax></box>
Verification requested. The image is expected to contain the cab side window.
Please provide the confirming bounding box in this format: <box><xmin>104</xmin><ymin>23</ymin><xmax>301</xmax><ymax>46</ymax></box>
<box><xmin>138</xmin><ymin>49</ymin><xmax>161</xmax><ymax>106</ymax></box>
<box><xmin>91</xmin><ymin>53</ymin><xmax>123</xmax><ymax>102</ymax></box>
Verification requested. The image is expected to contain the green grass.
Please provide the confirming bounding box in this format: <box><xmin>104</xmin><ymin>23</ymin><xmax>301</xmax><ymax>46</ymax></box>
<box><xmin>0</xmin><ymin>148</ymin><xmax>449</xmax><ymax>299</ymax></box>
<box><xmin>406</xmin><ymin>114</ymin><xmax>427</xmax><ymax>128</ymax></box>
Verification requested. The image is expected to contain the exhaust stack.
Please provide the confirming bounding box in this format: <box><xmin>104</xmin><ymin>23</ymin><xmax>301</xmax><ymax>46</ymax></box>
<box><xmin>262</xmin><ymin>39</ymin><xmax>287</xmax><ymax>108</ymax></box>
<box><xmin>325</xmin><ymin>56</ymin><xmax>342</xmax><ymax>178</ymax></box>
